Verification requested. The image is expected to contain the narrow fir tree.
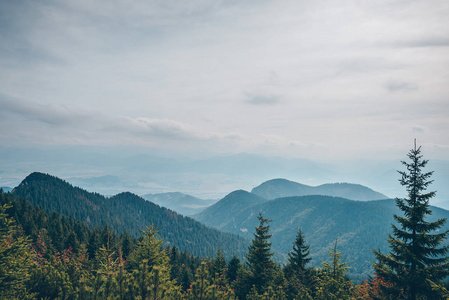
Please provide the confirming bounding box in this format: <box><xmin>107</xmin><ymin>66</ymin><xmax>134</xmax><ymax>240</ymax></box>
<box><xmin>246</xmin><ymin>212</ymin><xmax>275</xmax><ymax>294</ymax></box>
<box><xmin>373</xmin><ymin>141</ymin><xmax>449</xmax><ymax>299</ymax></box>
<box><xmin>284</xmin><ymin>227</ymin><xmax>314</xmax><ymax>299</ymax></box>
<box><xmin>287</xmin><ymin>226</ymin><xmax>311</xmax><ymax>277</ymax></box>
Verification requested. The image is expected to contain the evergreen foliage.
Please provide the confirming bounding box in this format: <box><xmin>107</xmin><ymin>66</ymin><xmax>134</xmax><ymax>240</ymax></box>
<box><xmin>285</xmin><ymin>226</ymin><xmax>311</xmax><ymax>277</ymax></box>
<box><xmin>0</xmin><ymin>203</ymin><xmax>34</xmax><ymax>299</ymax></box>
<box><xmin>373</xmin><ymin>141</ymin><xmax>449</xmax><ymax>299</ymax></box>
<box><xmin>246</xmin><ymin>213</ymin><xmax>275</xmax><ymax>295</ymax></box>
<box><xmin>316</xmin><ymin>239</ymin><xmax>351</xmax><ymax>299</ymax></box>
<box><xmin>283</xmin><ymin>227</ymin><xmax>314</xmax><ymax>299</ymax></box>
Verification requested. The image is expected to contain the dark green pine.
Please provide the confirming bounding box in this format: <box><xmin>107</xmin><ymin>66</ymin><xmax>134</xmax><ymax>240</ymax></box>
<box><xmin>246</xmin><ymin>212</ymin><xmax>275</xmax><ymax>294</ymax></box>
<box><xmin>373</xmin><ymin>141</ymin><xmax>449</xmax><ymax>300</ymax></box>
<box><xmin>287</xmin><ymin>227</ymin><xmax>312</xmax><ymax>276</ymax></box>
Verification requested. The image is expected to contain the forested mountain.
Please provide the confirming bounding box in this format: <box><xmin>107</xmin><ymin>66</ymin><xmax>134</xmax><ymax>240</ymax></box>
<box><xmin>0</xmin><ymin>189</ymin><xmax>124</xmax><ymax>258</ymax></box>
<box><xmin>11</xmin><ymin>172</ymin><xmax>248</xmax><ymax>258</ymax></box>
<box><xmin>251</xmin><ymin>178</ymin><xmax>388</xmax><ymax>201</ymax></box>
<box><xmin>193</xmin><ymin>192</ymin><xmax>449</xmax><ymax>280</ymax></box>
<box><xmin>142</xmin><ymin>192</ymin><xmax>217</xmax><ymax>216</ymax></box>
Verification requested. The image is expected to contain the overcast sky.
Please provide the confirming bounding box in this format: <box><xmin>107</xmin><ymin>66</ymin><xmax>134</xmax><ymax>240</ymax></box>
<box><xmin>1</xmin><ymin>0</ymin><xmax>449</xmax><ymax>161</ymax></box>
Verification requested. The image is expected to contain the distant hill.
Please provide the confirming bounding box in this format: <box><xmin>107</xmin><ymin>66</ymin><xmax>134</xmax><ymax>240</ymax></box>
<box><xmin>11</xmin><ymin>172</ymin><xmax>248</xmax><ymax>259</ymax></box>
<box><xmin>251</xmin><ymin>178</ymin><xmax>388</xmax><ymax>201</ymax></box>
<box><xmin>142</xmin><ymin>192</ymin><xmax>217</xmax><ymax>216</ymax></box>
<box><xmin>194</xmin><ymin>190</ymin><xmax>266</xmax><ymax>230</ymax></box>
<box><xmin>192</xmin><ymin>191</ymin><xmax>449</xmax><ymax>280</ymax></box>
<box><xmin>0</xmin><ymin>186</ymin><xmax>12</xmax><ymax>192</ymax></box>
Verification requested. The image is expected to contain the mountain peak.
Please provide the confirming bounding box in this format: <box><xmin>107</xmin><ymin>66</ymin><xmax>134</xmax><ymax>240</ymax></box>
<box><xmin>251</xmin><ymin>178</ymin><xmax>387</xmax><ymax>201</ymax></box>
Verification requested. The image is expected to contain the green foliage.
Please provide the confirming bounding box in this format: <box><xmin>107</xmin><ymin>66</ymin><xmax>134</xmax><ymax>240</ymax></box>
<box><xmin>0</xmin><ymin>203</ymin><xmax>34</xmax><ymax>299</ymax></box>
<box><xmin>315</xmin><ymin>239</ymin><xmax>351</xmax><ymax>299</ymax></box>
<box><xmin>226</xmin><ymin>254</ymin><xmax>241</xmax><ymax>284</ymax></box>
<box><xmin>373</xmin><ymin>142</ymin><xmax>449</xmax><ymax>299</ymax></box>
<box><xmin>128</xmin><ymin>224</ymin><xmax>180</xmax><ymax>299</ymax></box>
<box><xmin>184</xmin><ymin>261</ymin><xmax>236</xmax><ymax>300</ymax></box>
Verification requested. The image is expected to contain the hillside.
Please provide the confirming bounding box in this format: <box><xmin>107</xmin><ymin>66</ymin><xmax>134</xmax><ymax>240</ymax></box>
<box><xmin>11</xmin><ymin>172</ymin><xmax>248</xmax><ymax>258</ymax></box>
<box><xmin>251</xmin><ymin>178</ymin><xmax>388</xmax><ymax>201</ymax></box>
<box><xmin>192</xmin><ymin>192</ymin><xmax>449</xmax><ymax>280</ymax></box>
<box><xmin>142</xmin><ymin>192</ymin><xmax>217</xmax><ymax>216</ymax></box>
<box><xmin>194</xmin><ymin>190</ymin><xmax>266</xmax><ymax>230</ymax></box>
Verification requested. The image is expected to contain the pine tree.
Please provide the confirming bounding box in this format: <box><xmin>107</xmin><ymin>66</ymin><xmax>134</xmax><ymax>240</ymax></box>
<box><xmin>286</xmin><ymin>226</ymin><xmax>311</xmax><ymax>277</ymax></box>
<box><xmin>226</xmin><ymin>254</ymin><xmax>241</xmax><ymax>283</ymax></box>
<box><xmin>246</xmin><ymin>213</ymin><xmax>275</xmax><ymax>294</ymax></box>
<box><xmin>317</xmin><ymin>239</ymin><xmax>351</xmax><ymax>300</ymax></box>
<box><xmin>212</xmin><ymin>248</ymin><xmax>227</xmax><ymax>280</ymax></box>
<box><xmin>127</xmin><ymin>224</ymin><xmax>178</xmax><ymax>299</ymax></box>
<box><xmin>284</xmin><ymin>227</ymin><xmax>314</xmax><ymax>299</ymax></box>
<box><xmin>373</xmin><ymin>141</ymin><xmax>449</xmax><ymax>299</ymax></box>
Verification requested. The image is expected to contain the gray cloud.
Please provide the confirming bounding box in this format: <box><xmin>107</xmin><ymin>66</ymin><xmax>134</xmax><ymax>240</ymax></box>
<box><xmin>396</xmin><ymin>38</ymin><xmax>449</xmax><ymax>48</ymax></box>
<box><xmin>0</xmin><ymin>94</ymin><xmax>92</xmax><ymax>126</ymax></box>
<box><xmin>385</xmin><ymin>81</ymin><xmax>419</xmax><ymax>93</ymax></box>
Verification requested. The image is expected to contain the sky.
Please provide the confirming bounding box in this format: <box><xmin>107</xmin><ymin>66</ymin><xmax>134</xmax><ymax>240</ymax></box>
<box><xmin>1</xmin><ymin>0</ymin><xmax>449</xmax><ymax>204</ymax></box>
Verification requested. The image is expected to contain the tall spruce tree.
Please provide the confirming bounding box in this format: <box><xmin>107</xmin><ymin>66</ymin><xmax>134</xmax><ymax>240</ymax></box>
<box><xmin>373</xmin><ymin>141</ymin><xmax>449</xmax><ymax>299</ymax></box>
<box><xmin>286</xmin><ymin>227</ymin><xmax>311</xmax><ymax>277</ymax></box>
<box><xmin>246</xmin><ymin>213</ymin><xmax>275</xmax><ymax>294</ymax></box>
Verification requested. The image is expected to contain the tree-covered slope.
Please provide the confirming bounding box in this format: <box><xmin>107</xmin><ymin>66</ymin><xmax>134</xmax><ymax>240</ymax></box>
<box><xmin>11</xmin><ymin>172</ymin><xmax>248</xmax><ymax>258</ymax></box>
<box><xmin>194</xmin><ymin>193</ymin><xmax>449</xmax><ymax>280</ymax></box>
<box><xmin>193</xmin><ymin>190</ymin><xmax>267</xmax><ymax>230</ymax></box>
<box><xmin>251</xmin><ymin>178</ymin><xmax>387</xmax><ymax>201</ymax></box>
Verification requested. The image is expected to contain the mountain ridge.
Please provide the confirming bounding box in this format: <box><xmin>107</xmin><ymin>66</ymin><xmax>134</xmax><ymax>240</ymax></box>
<box><xmin>11</xmin><ymin>172</ymin><xmax>248</xmax><ymax>259</ymax></box>
<box><xmin>251</xmin><ymin>178</ymin><xmax>388</xmax><ymax>201</ymax></box>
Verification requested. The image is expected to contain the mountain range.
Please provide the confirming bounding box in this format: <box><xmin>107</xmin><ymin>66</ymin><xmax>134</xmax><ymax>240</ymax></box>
<box><xmin>8</xmin><ymin>172</ymin><xmax>449</xmax><ymax>280</ymax></box>
<box><xmin>11</xmin><ymin>172</ymin><xmax>248</xmax><ymax>259</ymax></box>
<box><xmin>193</xmin><ymin>186</ymin><xmax>449</xmax><ymax>281</ymax></box>
<box><xmin>141</xmin><ymin>179</ymin><xmax>388</xmax><ymax>216</ymax></box>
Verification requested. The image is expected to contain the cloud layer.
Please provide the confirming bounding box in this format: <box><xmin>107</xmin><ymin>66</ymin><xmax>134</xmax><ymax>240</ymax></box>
<box><xmin>1</xmin><ymin>0</ymin><xmax>449</xmax><ymax>160</ymax></box>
